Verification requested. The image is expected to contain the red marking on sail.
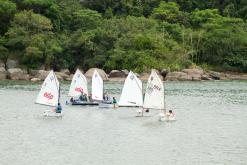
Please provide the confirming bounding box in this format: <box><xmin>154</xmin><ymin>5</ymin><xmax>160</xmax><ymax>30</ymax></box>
<box><xmin>75</xmin><ymin>87</ymin><xmax>83</xmax><ymax>93</ymax></box>
<box><xmin>44</xmin><ymin>92</ymin><xmax>54</xmax><ymax>100</ymax></box>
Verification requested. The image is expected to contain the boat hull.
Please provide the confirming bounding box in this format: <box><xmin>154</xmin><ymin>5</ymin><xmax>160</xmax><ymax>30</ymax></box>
<box><xmin>71</xmin><ymin>101</ymin><xmax>99</xmax><ymax>105</ymax></box>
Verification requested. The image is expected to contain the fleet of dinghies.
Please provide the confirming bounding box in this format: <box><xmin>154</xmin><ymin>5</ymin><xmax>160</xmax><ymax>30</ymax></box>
<box><xmin>35</xmin><ymin>69</ymin><xmax>175</xmax><ymax>121</ymax></box>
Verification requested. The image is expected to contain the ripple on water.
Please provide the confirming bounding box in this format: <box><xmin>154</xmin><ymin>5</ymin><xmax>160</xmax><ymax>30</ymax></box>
<box><xmin>0</xmin><ymin>80</ymin><xmax>247</xmax><ymax>165</ymax></box>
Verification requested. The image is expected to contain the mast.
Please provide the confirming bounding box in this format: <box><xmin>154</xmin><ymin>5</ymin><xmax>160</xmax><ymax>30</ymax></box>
<box><xmin>53</xmin><ymin>70</ymin><xmax>60</xmax><ymax>104</ymax></box>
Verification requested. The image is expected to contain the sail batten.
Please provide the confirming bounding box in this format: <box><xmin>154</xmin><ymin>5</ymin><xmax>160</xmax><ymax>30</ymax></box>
<box><xmin>35</xmin><ymin>70</ymin><xmax>59</xmax><ymax>107</ymax></box>
<box><xmin>92</xmin><ymin>70</ymin><xmax>103</xmax><ymax>101</ymax></box>
<box><xmin>118</xmin><ymin>71</ymin><xmax>143</xmax><ymax>106</ymax></box>
<box><xmin>68</xmin><ymin>69</ymin><xmax>88</xmax><ymax>97</ymax></box>
<box><xmin>143</xmin><ymin>70</ymin><xmax>165</xmax><ymax>110</ymax></box>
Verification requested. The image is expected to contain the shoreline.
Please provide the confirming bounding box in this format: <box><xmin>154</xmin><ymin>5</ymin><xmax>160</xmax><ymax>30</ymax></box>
<box><xmin>1</xmin><ymin>67</ymin><xmax>247</xmax><ymax>82</ymax></box>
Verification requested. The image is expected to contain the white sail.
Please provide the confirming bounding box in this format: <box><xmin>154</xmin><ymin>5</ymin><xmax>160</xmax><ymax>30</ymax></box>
<box><xmin>92</xmin><ymin>70</ymin><xmax>103</xmax><ymax>101</ymax></box>
<box><xmin>118</xmin><ymin>71</ymin><xmax>143</xmax><ymax>106</ymax></box>
<box><xmin>143</xmin><ymin>70</ymin><xmax>164</xmax><ymax>110</ymax></box>
<box><xmin>36</xmin><ymin>70</ymin><xmax>59</xmax><ymax>107</ymax></box>
<box><xmin>68</xmin><ymin>69</ymin><xmax>88</xmax><ymax>97</ymax></box>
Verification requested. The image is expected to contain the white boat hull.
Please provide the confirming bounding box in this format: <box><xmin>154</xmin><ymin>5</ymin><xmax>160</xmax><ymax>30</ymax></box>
<box><xmin>98</xmin><ymin>103</ymin><xmax>114</xmax><ymax>108</ymax></box>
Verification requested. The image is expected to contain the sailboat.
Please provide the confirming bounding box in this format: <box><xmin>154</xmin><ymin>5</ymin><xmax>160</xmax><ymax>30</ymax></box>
<box><xmin>68</xmin><ymin>69</ymin><xmax>98</xmax><ymax>105</ymax></box>
<box><xmin>35</xmin><ymin>70</ymin><xmax>63</xmax><ymax>117</ymax></box>
<box><xmin>91</xmin><ymin>70</ymin><xmax>112</xmax><ymax>108</ymax></box>
<box><xmin>142</xmin><ymin>69</ymin><xmax>175</xmax><ymax>121</ymax></box>
<box><xmin>118</xmin><ymin>71</ymin><xmax>143</xmax><ymax>107</ymax></box>
<box><xmin>92</xmin><ymin>70</ymin><xmax>103</xmax><ymax>101</ymax></box>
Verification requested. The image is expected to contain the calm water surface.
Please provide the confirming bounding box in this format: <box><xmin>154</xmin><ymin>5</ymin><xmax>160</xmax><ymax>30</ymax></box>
<box><xmin>0</xmin><ymin>80</ymin><xmax>247</xmax><ymax>165</ymax></box>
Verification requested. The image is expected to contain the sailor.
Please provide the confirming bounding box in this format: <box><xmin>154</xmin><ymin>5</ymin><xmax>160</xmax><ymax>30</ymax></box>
<box><xmin>112</xmin><ymin>97</ymin><xmax>117</xmax><ymax>108</ymax></box>
<box><xmin>70</xmin><ymin>97</ymin><xmax>74</xmax><ymax>103</ymax></box>
<box><xmin>166</xmin><ymin>110</ymin><xmax>175</xmax><ymax>117</ymax></box>
<box><xmin>83</xmin><ymin>93</ymin><xmax>88</xmax><ymax>102</ymax></box>
<box><xmin>88</xmin><ymin>93</ymin><xmax>93</xmax><ymax>102</ymax></box>
<box><xmin>55</xmin><ymin>103</ymin><xmax>62</xmax><ymax>113</ymax></box>
<box><xmin>79</xmin><ymin>91</ymin><xmax>84</xmax><ymax>101</ymax></box>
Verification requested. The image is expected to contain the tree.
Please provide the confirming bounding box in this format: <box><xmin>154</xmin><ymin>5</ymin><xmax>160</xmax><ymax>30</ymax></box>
<box><xmin>0</xmin><ymin>0</ymin><xmax>16</xmax><ymax>34</ymax></box>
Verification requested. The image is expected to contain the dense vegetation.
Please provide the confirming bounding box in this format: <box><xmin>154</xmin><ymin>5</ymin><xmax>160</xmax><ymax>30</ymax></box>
<box><xmin>1</xmin><ymin>0</ymin><xmax>247</xmax><ymax>73</ymax></box>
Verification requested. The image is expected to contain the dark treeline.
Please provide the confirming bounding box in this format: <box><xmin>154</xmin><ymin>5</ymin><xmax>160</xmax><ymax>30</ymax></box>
<box><xmin>1</xmin><ymin>0</ymin><xmax>247</xmax><ymax>73</ymax></box>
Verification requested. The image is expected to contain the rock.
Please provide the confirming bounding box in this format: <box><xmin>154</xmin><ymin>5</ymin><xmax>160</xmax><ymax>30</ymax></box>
<box><xmin>35</xmin><ymin>70</ymin><xmax>50</xmax><ymax>80</ymax></box>
<box><xmin>60</xmin><ymin>69</ymin><xmax>70</xmax><ymax>75</ymax></box>
<box><xmin>140</xmin><ymin>73</ymin><xmax>150</xmax><ymax>81</ymax></box>
<box><xmin>182</xmin><ymin>68</ymin><xmax>203</xmax><ymax>75</ymax></box>
<box><xmin>209</xmin><ymin>71</ymin><xmax>221</xmax><ymax>80</ymax></box>
<box><xmin>178</xmin><ymin>74</ymin><xmax>193</xmax><ymax>81</ymax></box>
<box><xmin>109</xmin><ymin>70</ymin><xmax>126</xmax><ymax>78</ymax></box>
<box><xmin>121</xmin><ymin>69</ymin><xmax>129</xmax><ymax>76</ymax></box>
<box><xmin>30</xmin><ymin>78</ymin><xmax>41</xmax><ymax>82</ymax></box>
<box><xmin>160</xmin><ymin>69</ymin><xmax>169</xmax><ymax>77</ymax></box>
<box><xmin>7</xmin><ymin>68</ymin><xmax>29</xmax><ymax>80</ymax></box>
<box><xmin>65</xmin><ymin>74</ymin><xmax>73</xmax><ymax>81</ymax></box>
<box><xmin>109</xmin><ymin>77</ymin><xmax>126</xmax><ymax>81</ymax></box>
<box><xmin>55</xmin><ymin>72</ymin><xmax>70</xmax><ymax>80</ymax></box>
<box><xmin>0</xmin><ymin>67</ymin><xmax>7</xmax><ymax>80</ymax></box>
<box><xmin>201</xmin><ymin>74</ymin><xmax>212</xmax><ymax>80</ymax></box>
<box><xmin>226</xmin><ymin>74</ymin><xmax>247</xmax><ymax>80</ymax></box>
<box><xmin>165</xmin><ymin>72</ymin><xmax>187</xmax><ymax>81</ymax></box>
<box><xmin>0</xmin><ymin>60</ymin><xmax>5</xmax><ymax>68</ymax></box>
<box><xmin>6</xmin><ymin>59</ymin><xmax>18</xmax><ymax>69</ymax></box>
<box><xmin>29</xmin><ymin>69</ymin><xmax>39</xmax><ymax>76</ymax></box>
<box><xmin>135</xmin><ymin>73</ymin><xmax>140</xmax><ymax>78</ymax></box>
<box><xmin>85</xmin><ymin>68</ymin><xmax>109</xmax><ymax>80</ymax></box>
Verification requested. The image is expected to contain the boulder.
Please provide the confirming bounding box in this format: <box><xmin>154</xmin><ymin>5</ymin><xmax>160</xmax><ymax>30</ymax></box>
<box><xmin>160</xmin><ymin>69</ymin><xmax>169</xmax><ymax>78</ymax></box>
<box><xmin>109</xmin><ymin>70</ymin><xmax>126</xmax><ymax>78</ymax></box>
<box><xmin>85</xmin><ymin>68</ymin><xmax>109</xmax><ymax>80</ymax></box>
<box><xmin>29</xmin><ymin>69</ymin><xmax>39</xmax><ymax>76</ymax></box>
<box><xmin>140</xmin><ymin>73</ymin><xmax>150</xmax><ymax>81</ymax></box>
<box><xmin>178</xmin><ymin>74</ymin><xmax>193</xmax><ymax>81</ymax></box>
<box><xmin>0</xmin><ymin>60</ymin><xmax>5</xmax><ymax>68</ymax></box>
<box><xmin>121</xmin><ymin>69</ymin><xmax>129</xmax><ymax>76</ymax></box>
<box><xmin>0</xmin><ymin>67</ymin><xmax>7</xmax><ymax>80</ymax></box>
<box><xmin>7</xmin><ymin>68</ymin><xmax>29</xmax><ymax>80</ymax></box>
<box><xmin>201</xmin><ymin>74</ymin><xmax>212</xmax><ymax>80</ymax></box>
<box><xmin>6</xmin><ymin>59</ymin><xmax>18</xmax><ymax>69</ymax></box>
<box><xmin>30</xmin><ymin>78</ymin><xmax>41</xmax><ymax>82</ymax></box>
<box><xmin>182</xmin><ymin>68</ymin><xmax>203</xmax><ymax>75</ymax></box>
<box><xmin>55</xmin><ymin>72</ymin><xmax>70</xmax><ymax>80</ymax></box>
<box><xmin>209</xmin><ymin>71</ymin><xmax>221</xmax><ymax>80</ymax></box>
<box><xmin>165</xmin><ymin>72</ymin><xmax>187</xmax><ymax>81</ymax></box>
<box><xmin>226</xmin><ymin>74</ymin><xmax>247</xmax><ymax>80</ymax></box>
<box><xmin>135</xmin><ymin>72</ymin><xmax>140</xmax><ymax>78</ymax></box>
<box><xmin>65</xmin><ymin>74</ymin><xmax>73</xmax><ymax>81</ymax></box>
<box><xmin>60</xmin><ymin>69</ymin><xmax>70</xmax><ymax>75</ymax></box>
<box><xmin>35</xmin><ymin>70</ymin><xmax>50</xmax><ymax>80</ymax></box>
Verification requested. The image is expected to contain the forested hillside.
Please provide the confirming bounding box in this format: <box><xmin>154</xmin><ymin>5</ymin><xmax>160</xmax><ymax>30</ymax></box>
<box><xmin>1</xmin><ymin>0</ymin><xmax>247</xmax><ymax>73</ymax></box>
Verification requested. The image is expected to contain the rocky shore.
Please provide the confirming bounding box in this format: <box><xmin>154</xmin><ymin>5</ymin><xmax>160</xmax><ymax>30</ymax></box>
<box><xmin>1</xmin><ymin>60</ymin><xmax>247</xmax><ymax>82</ymax></box>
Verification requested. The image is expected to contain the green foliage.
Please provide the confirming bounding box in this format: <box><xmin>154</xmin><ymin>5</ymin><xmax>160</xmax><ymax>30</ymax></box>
<box><xmin>72</xmin><ymin>9</ymin><xmax>102</xmax><ymax>31</ymax></box>
<box><xmin>1</xmin><ymin>0</ymin><xmax>247</xmax><ymax>72</ymax></box>
<box><xmin>0</xmin><ymin>0</ymin><xmax>16</xmax><ymax>34</ymax></box>
<box><xmin>151</xmin><ymin>2</ymin><xmax>182</xmax><ymax>23</ymax></box>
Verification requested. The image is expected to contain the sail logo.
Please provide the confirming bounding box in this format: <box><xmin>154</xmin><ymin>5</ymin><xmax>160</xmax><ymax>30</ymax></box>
<box><xmin>50</xmin><ymin>76</ymin><xmax>54</xmax><ymax>81</ymax></box>
<box><xmin>130</xmin><ymin>75</ymin><xmax>134</xmax><ymax>80</ymax></box>
<box><xmin>146</xmin><ymin>83</ymin><xmax>161</xmax><ymax>94</ymax></box>
<box><xmin>44</xmin><ymin>92</ymin><xmax>54</xmax><ymax>100</ymax></box>
<box><xmin>75</xmin><ymin>87</ymin><xmax>83</xmax><ymax>93</ymax></box>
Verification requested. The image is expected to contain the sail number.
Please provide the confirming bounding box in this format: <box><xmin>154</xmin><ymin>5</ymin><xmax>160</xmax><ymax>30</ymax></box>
<box><xmin>44</xmin><ymin>92</ymin><xmax>54</xmax><ymax>100</ymax></box>
<box><xmin>146</xmin><ymin>83</ymin><xmax>161</xmax><ymax>94</ymax></box>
